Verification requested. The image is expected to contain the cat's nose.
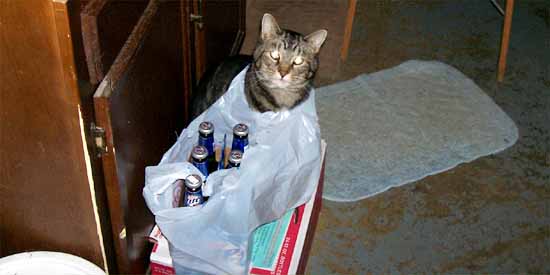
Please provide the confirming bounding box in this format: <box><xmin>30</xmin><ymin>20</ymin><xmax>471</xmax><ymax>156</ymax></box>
<box><xmin>278</xmin><ymin>68</ymin><xmax>289</xmax><ymax>78</ymax></box>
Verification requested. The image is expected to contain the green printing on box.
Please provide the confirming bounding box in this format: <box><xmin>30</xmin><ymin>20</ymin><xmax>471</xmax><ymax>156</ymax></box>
<box><xmin>250</xmin><ymin>209</ymin><xmax>294</xmax><ymax>269</ymax></box>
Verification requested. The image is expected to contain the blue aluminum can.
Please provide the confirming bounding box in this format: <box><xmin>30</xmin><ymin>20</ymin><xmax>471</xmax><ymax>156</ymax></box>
<box><xmin>231</xmin><ymin>123</ymin><xmax>249</xmax><ymax>152</ymax></box>
<box><xmin>191</xmin><ymin>145</ymin><xmax>209</xmax><ymax>177</ymax></box>
<box><xmin>183</xmin><ymin>174</ymin><xmax>204</xmax><ymax>207</ymax></box>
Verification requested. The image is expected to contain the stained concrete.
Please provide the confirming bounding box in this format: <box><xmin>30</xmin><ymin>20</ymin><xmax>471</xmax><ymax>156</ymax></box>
<box><xmin>308</xmin><ymin>1</ymin><xmax>549</xmax><ymax>273</ymax></box>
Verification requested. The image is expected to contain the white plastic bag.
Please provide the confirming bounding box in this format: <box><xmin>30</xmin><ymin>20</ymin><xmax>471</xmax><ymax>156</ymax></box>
<box><xmin>143</xmin><ymin>66</ymin><xmax>322</xmax><ymax>274</ymax></box>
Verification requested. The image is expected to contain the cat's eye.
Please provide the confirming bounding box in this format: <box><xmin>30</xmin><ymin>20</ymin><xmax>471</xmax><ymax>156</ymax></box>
<box><xmin>270</xmin><ymin>50</ymin><xmax>280</xmax><ymax>60</ymax></box>
<box><xmin>293</xmin><ymin>56</ymin><xmax>304</xmax><ymax>65</ymax></box>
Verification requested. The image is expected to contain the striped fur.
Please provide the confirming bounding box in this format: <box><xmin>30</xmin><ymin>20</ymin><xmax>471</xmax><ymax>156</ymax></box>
<box><xmin>188</xmin><ymin>14</ymin><xmax>327</xmax><ymax>118</ymax></box>
<box><xmin>245</xmin><ymin>14</ymin><xmax>327</xmax><ymax>112</ymax></box>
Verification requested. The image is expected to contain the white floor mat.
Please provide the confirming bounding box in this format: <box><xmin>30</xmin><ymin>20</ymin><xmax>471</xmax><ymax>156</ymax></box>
<box><xmin>316</xmin><ymin>60</ymin><xmax>518</xmax><ymax>202</ymax></box>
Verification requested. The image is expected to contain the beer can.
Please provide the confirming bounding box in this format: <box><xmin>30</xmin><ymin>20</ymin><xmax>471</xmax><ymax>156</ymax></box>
<box><xmin>183</xmin><ymin>174</ymin><xmax>204</xmax><ymax>207</ymax></box>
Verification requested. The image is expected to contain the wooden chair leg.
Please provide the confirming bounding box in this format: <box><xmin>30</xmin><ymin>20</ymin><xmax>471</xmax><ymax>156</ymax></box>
<box><xmin>340</xmin><ymin>0</ymin><xmax>357</xmax><ymax>62</ymax></box>
<box><xmin>497</xmin><ymin>0</ymin><xmax>514</xmax><ymax>82</ymax></box>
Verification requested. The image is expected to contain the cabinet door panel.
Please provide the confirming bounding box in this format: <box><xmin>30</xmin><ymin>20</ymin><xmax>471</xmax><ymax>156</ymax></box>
<box><xmin>0</xmin><ymin>0</ymin><xmax>105</xmax><ymax>270</ymax></box>
<box><xmin>81</xmin><ymin>0</ymin><xmax>148</xmax><ymax>84</ymax></box>
<box><xmin>93</xmin><ymin>0</ymin><xmax>186</xmax><ymax>273</ymax></box>
<box><xmin>193</xmin><ymin>0</ymin><xmax>246</xmax><ymax>81</ymax></box>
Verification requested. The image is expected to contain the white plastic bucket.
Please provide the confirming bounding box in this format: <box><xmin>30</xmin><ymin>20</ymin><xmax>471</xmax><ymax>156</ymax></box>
<box><xmin>0</xmin><ymin>251</ymin><xmax>105</xmax><ymax>275</ymax></box>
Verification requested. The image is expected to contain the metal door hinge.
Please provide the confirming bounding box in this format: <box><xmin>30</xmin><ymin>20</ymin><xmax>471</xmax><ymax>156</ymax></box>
<box><xmin>190</xmin><ymin>14</ymin><xmax>203</xmax><ymax>29</ymax></box>
<box><xmin>91</xmin><ymin>123</ymin><xmax>107</xmax><ymax>158</ymax></box>
<box><xmin>190</xmin><ymin>0</ymin><xmax>204</xmax><ymax>29</ymax></box>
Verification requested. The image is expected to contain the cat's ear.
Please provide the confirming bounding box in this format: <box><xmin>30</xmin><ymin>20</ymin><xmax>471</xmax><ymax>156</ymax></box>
<box><xmin>261</xmin><ymin>13</ymin><xmax>281</xmax><ymax>41</ymax></box>
<box><xmin>305</xmin><ymin>29</ymin><xmax>328</xmax><ymax>53</ymax></box>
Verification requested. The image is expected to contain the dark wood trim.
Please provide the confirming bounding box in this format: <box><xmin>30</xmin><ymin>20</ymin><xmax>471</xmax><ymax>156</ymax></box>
<box><xmin>81</xmin><ymin>0</ymin><xmax>149</xmax><ymax>85</ymax></box>
<box><xmin>93</xmin><ymin>0</ymin><xmax>160</xmax><ymax>272</ymax></box>
<box><xmin>230</xmin><ymin>30</ymin><xmax>246</xmax><ymax>56</ymax></box>
<box><xmin>103</xmin><ymin>1</ymin><xmax>157</xmax><ymax>88</ymax></box>
<box><xmin>297</xmin><ymin>155</ymin><xmax>326</xmax><ymax>274</ymax></box>
<box><xmin>93</xmin><ymin>90</ymin><xmax>129</xmax><ymax>272</ymax></box>
<box><xmin>192</xmin><ymin>0</ymin><xmax>207</xmax><ymax>82</ymax></box>
<box><xmin>94</xmin><ymin>0</ymin><xmax>189</xmax><ymax>272</ymax></box>
<box><xmin>81</xmin><ymin>0</ymin><xmax>108</xmax><ymax>84</ymax></box>
<box><xmin>229</xmin><ymin>0</ymin><xmax>246</xmax><ymax>56</ymax></box>
<box><xmin>181</xmin><ymin>0</ymin><xmax>192</xmax><ymax>124</ymax></box>
<box><xmin>53</xmin><ymin>0</ymin><xmax>83</xmax><ymax>104</ymax></box>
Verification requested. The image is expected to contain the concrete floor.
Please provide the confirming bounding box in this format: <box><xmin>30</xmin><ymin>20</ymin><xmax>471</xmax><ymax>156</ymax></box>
<box><xmin>307</xmin><ymin>1</ymin><xmax>549</xmax><ymax>273</ymax></box>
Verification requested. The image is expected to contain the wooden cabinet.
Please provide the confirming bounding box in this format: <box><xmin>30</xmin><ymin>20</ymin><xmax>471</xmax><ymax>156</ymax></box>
<box><xmin>92</xmin><ymin>1</ymin><xmax>186</xmax><ymax>272</ymax></box>
<box><xmin>1</xmin><ymin>0</ymin><xmax>244</xmax><ymax>273</ymax></box>
<box><xmin>191</xmin><ymin>0</ymin><xmax>246</xmax><ymax>81</ymax></box>
<box><xmin>81</xmin><ymin>0</ymin><xmax>149</xmax><ymax>85</ymax></box>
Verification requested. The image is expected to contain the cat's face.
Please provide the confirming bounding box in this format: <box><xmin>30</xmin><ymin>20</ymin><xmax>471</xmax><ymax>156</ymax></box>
<box><xmin>253</xmin><ymin>14</ymin><xmax>327</xmax><ymax>91</ymax></box>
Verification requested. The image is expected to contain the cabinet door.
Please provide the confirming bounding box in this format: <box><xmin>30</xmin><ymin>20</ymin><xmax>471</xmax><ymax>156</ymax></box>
<box><xmin>93</xmin><ymin>0</ymin><xmax>188</xmax><ymax>273</ymax></box>
<box><xmin>0</xmin><ymin>0</ymin><xmax>106</xmax><ymax>270</ymax></box>
<box><xmin>192</xmin><ymin>0</ymin><xmax>246</xmax><ymax>81</ymax></box>
<box><xmin>81</xmin><ymin>0</ymin><xmax>148</xmax><ymax>84</ymax></box>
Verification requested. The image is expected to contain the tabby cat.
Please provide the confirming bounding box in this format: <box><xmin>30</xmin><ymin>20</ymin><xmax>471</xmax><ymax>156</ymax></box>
<box><xmin>190</xmin><ymin>14</ymin><xmax>327</xmax><ymax>118</ymax></box>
